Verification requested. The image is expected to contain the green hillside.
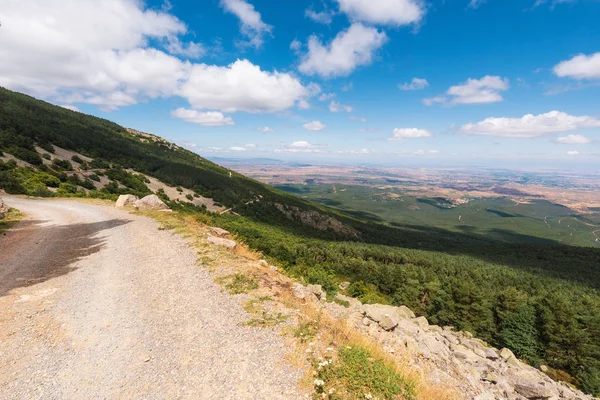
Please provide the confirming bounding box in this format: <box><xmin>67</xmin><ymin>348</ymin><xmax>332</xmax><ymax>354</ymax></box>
<box><xmin>1</xmin><ymin>87</ymin><xmax>600</xmax><ymax>395</ymax></box>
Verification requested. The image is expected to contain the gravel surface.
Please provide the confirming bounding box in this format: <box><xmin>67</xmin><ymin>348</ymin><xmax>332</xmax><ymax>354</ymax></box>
<box><xmin>0</xmin><ymin>197</ymin><xmax>304</xmax><ymax>399</ymax></box>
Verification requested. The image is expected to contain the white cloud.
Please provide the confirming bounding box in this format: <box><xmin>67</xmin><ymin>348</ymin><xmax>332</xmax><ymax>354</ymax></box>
<box><xmin>274</xmin><ymin>140</ymin><xmax>326</xmax><ymax>153</ymax></box>
<box><xmin>179</xmin><ymin>59</ymin><xmax>310</xmax><ymax>113</ymax></box>
<box><xmin>350</xmin><ymin>116</ymin><xmax>367</xmax><ymax>122</ymax></box>
<box><xmin>468</xmin><ymin>0</ymin><xmax>487</xmax><ymax>9</ymax></box>
<box><xmin>554</xmin><ymin>52</ymin><xmax>600</xmax><ymax>80</ymax></box>
<box><xmin>298</xmin><ymin>23</ymin><xmax>387</xmax><ymax>78</ymax></box>
<box><xmin>60</xmin><ymin>105</ymin><xmax>80</xmax><ymax>112</ymax></box>
<box><xmin>329</xmin><ymin>101</ymin><xmax>353</xmax><ymax>112</ymax></box>
<box><xmin>318</xmin><ymin>92</ymin><xmax>336</xmax><ymax>101</ymax></box>
<box><xmin>244</xmin><ymin>143</ymin><xmax>256</xmax><ymax>148</ymax></box>
<box><xmin>460</xmin><ymin>111</ymin><xmax>600</xmax><ymax>138</ymax></box>
<box><xmin>555</xmin><ymin>134</ymin><xmax>592</xmax><ymax>144</ymax></box>
<box><xmin>305</xmin><ymin>8</ymin><xmax>335</xmax><ymax>24</ymax></box>
<box><xmin>342</xmin><ymin>82</ymin><xmax>354</xmax><ymax>92</ymax></box>
<box><xmin>390</xmin><ymin>128</ymin><xmax>433</xmax><ymax>140</ymax></box>
<box><xmin>358</xmin><ymin>127</ymin><xmax>376</xmax><ymax>132</ymax></box>
<box><xmin>230</xmin><ymin>146</ymin><xmax>247</xmax><ymax>152</ymax></box>
<box><xmin>422</xmin><ymin>96</ymin><xmax>446</xmax><ymax>106</ymax></box>
<box><xmin>303</xmin><ymin>121</ymin><xmax>327</xmax><ymax>131</ymax></box>
<box><xmin>166</xmin><ymin>38</ymin><xmax>205</xmax><ymax>59</ymax></box>
<box><xmin>567</xmin><ymin>150</ymin><xmax>580</xmax><ymax>156</ymax></box>
<box><xmin>298</xmin><ymin>99</ymin><xmax>311</xmax><ymax>109</ymax></box>
<box><xmin>399</xmin><ymin>77</ymin><xmax>429</xmax><ymax>91</ymax></box>
<box><xmin>258</xmin><ymin>126</ymin><xmax>275</xmax><ymax>133</ymax></box>
<box><xmin>413</xmin><ymin>150</ymin><xmax>425</xmax><ymax>155</ymax></box>
<box><xmin>291</xmin><ymin>140</ymin><xmax>313</xmax><ymax>149</ymax></box>
<box><xmin>336</xmin><ymin>0</ymin><xmax>425</xmax><ymax>26</ymax></box>
<box><xmin>290</xmin><ymin>39</ymin><xmax>302</xmax><ymax>52</ymax></box>
<box><xmin>171</xmin><ymin>108</ymin><xmax>235</xmax><ymax>126</ymax></box>
<box><xmin>447</xmin><ymin>76</ymin><xmax>509</xmax><ymax>104</ymax></box>
<box><xmin>220</xmin><ymin>0</ymin><xmax>272</xmax><ymax>48</ymax></box>
<box><xmin>336</xmin><ymin>148</ymin><xmax>374</xmax><ymax>154</ymax></box>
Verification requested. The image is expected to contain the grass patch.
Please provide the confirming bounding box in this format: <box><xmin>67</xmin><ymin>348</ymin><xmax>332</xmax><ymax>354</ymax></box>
<box><xmin>217</xmin><ymin>273</ymin><xmax>258</xmax><ymax>294</ymax></box>
<box><xmin>293</xmin><ymin>320</ymin><xmax>319</xmax><ymax>343</ymax></box>
<box><xmin>320</xmin><ymin>345</ymin><xmax>415</xmax><ymax>400</ymax></box>
<box><xmin>333</xmin><ymin>297</ymin><xmax>350</xmax><ymax>308</ymax></box>
<box><xmin>0</xmin><ymin>208</ymin><xmax>24</xmax><ymax>234</ymax></box>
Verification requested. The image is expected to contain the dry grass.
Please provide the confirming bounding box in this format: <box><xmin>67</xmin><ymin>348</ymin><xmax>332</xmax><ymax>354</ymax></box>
<box><xmin>0</xmin><ymin>208</ymin><xmax>24</xmax><ymax>234</ymax></box>
<box><xmin>141</xmin><ymin>210</ymin><xmax>459</xmax><ymax>400</ymax></box>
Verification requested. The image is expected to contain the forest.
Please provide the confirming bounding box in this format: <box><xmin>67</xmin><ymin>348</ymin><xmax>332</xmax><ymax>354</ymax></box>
<box><xmin>1</xmin><ymin>87</ymin><xmax>599</xmax><ymax>395</ymax></box>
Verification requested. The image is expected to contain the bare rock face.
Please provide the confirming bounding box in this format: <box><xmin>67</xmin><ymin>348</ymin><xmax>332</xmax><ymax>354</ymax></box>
<box><xmin>514</xmin><ymin>381</ymin><xmax>555</xmax><ymax>399</ymax></box>
<box><xmin>274</xmin><ymin>204</ymin><xmax>359</xmax><ymax>237</ymax></box>
<box><xmin>134</xmin><ymin>195</ymin><xmax>169</xmax><ymax>211</ymax></box>
<box><xmin>115</xmin><ymin>194</ymin><xmax>139</xmax><ymax>208</ymax></box>
<box><xmin>207</xmin><ymin>235</ymin><xmax>236</xmax><ymax>249</ymax></box>
<box><xmin>292</xmin><ymin>283</ymin><xmax>326</xmax><ymax>302</ymax></box>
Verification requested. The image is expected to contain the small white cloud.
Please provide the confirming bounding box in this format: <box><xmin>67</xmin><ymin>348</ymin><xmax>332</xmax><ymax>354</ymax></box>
<box><xmin>329</xmin><ymin>100</ymin><xmax>353</xmax><ymax>112</ymax></box>
<box><xmin>298</xmin><ymin>99</ymin><xmax>311</xmax><ymax>109</ymax></box>
<box><xmin>429</xmin><ymin>150</ymin><xmax>439</xmax><ymax>154</ymax></box>
<box><xmin>447</xmin><ymin>76</ymin><xmax>509</xmax><ymax>105</ymax></box>
<box><xmin>390</xmin><ymin>128</ymin><xmax>433</xmax><ymax>140</ymax></box>
<box><xmin>336</xmin><ymin>0</ymin><xmax>425</xmax><ymax>26</ymax></box>
<box><xmin>349</xmin><ymin>116</ymin><xmax>367</xmax><ymax>122</ymax></box>
<box><xmin>336</xmin><ymin>148</ymin><xmax>374</xmax><ymax>154</ymax></box>
<box><xmin>460</xmin><ymin>111</ymin><xmax>600</xmax><ymax>138</ymax></box>
<box><xmin>166</xmin><ymin>38</ymin><xmax>205</xmax><ymax>59</ymax></box>
<box><xmin>290</xmin><ymin>39</ymin><xmax>302</xmax><ymax>52</ymax></box>
<box><xmin>220</xmin><ymin>0</ymin><xmax>272</xmax><ymax>48</ymax></box>
<box><xmin>244</xmin><ymin>143</ymin><xmax>256</xmax><ymax>148</ymax></box>
<box><xmin>358</xmin><ymin>127</ymin><xmax>376</xmax><ymax>132</ymax></box>
<box><xmin>468</xmin><ymin>0</ymin><xmax>486</xmax><ymax>9</ymax></box>
<box><xmin>305</xmin><ymin>8</ymin><xmax>335</xmax><ymax>24</ymax></box>
<box><xmin>554</xmin><ymin>52</ymin><xmax>600</xmax><ymax>80</ymax></box>
<box><xmin>291</xmin><ymin>140</ymin><xmax>313</xmax><ymax>149</ymax></box>
<box><xmin>413</xmin><ymin>150</ymin><xmax>425</xmax><ymax>155</ymax></box>
<box><xmin>60</xmin><ymin>104</ymin><xmax>80</xmax><ymax>112</ymax></box>
<box><xmin>258</xmin><ymin>126</ymin><xmax>275</xmax><ymax>133</ymax></box>
<box><xmin>171</xmin><ymin>108</ymin><xmax>235</xmax><ymax>126</ymax></box>
<box><xmin>399</xmin><ymin>77</ymin><xmax>429</xmax><ymax>91</ymax></box>
<box><xmin>567</xmin><ymin>150</ymin><xmax>580</xmax><ymax>156</ymax></box>
<box><xmin>318</xmin><ymin>92</ymin><xmax>336</xmax><ymax>101</ymax></box>
<box><xmin>342</xmin><ymin>82</ymin><xmax>353</xmax><ymax>92</ymax></box>
<box><xmin>298</xmin><ymin>23</ymin><xmax>387</xmax><ymax>78</ymax></box>
<box><xmin>230</xmin><ymin>146</ymin><xmax>247</xmax><ymax>152</ymax></box>
<box><xmin>556</xmin><ymin>134</ymin><xmax>592</xmax><ymax>144</ymax></box>
<box><xmin>303</xmin><ymin>120</ymin><xmax>326</xmax><ymax>131</ymax></box>
<box><xmin>422</xmin><ymin>96</ymin><xmax>446</xmax><ymax>106</ymax></box>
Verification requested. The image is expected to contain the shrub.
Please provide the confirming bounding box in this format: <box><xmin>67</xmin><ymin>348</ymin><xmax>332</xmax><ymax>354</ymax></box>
<box><xmin>71</xmin><ymin>155</ymin><xmax>84</xmax><ymax>164</ymax></box>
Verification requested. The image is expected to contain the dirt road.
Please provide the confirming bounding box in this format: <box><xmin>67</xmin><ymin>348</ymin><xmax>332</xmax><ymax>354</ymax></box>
<box><xmin>0</xmin><ymin>197</ymin><xmax>303</xmax><ymax>399</ymax></box>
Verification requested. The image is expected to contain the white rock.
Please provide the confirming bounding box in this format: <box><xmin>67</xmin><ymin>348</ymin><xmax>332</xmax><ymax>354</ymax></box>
<box><xmin>115</xmin><ymin>194</ymin><xmax>138</xmax><ymax>208</ymax></box>
<box><xmin>207</xmin><ymin>235</ymin><xmax>236</xmax><ymax>249</ymax></box>
<box><xmin>134</xmin><ymin>195</ymin><xmax>169</xmax><ymax>210</ymax></box>
<box><xmin>209</xmin><ymin>227</ymin><xmax>230</xmax><ymax>237</ymax></box>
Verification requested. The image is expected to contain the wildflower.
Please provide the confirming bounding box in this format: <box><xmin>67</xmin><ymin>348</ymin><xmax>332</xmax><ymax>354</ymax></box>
<box><xmin>314</xmin><ymin>379</ymin><xmax>325</xmax><ymax>387</ymax></box>
<box><xmin>328</xmin><ymin>388</ymin><xmax>335</xmax><ymax>394</ymax></box>
<box><xmin>325</xmin><ymin>347</ymin><xmax>334</xmax><ymax>352</ymax></box>
<box><xmin>364</xmin><ymin>394</ymin><xmax>373</xmax><ymax>399</ymax></box>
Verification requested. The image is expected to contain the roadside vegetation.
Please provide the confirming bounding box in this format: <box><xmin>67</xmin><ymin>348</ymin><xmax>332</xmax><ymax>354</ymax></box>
<box><xmin>0</xmin><ymin>208</ymin><xmax>23</xmax><ymax>234</ymax></box>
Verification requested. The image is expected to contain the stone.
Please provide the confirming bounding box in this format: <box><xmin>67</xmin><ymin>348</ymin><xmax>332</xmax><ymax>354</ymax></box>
<box><xmin>134</xmin><ymin>194</ymin><xmax>169</xmax><ymax>211</ymax></box>
<box><xmin>539</xmin><ymin>365</ymin><xmax>549</xmax><ymax>373</ymax></box>
<box><xmin>362</xmin><ymin>317</ymin><xmax>371</xmax><ymax>326</ymax></box>
<box><xmin>514</xmin><ymin>382</ymin><xmax>554</xmax><ymax>399</ymax></box>
<box><xmin>259</xmin><ymin>259</ymin><xmax>269</xmax><ymax>267</ymax></box>
<box><xmin>336</xmin><ymin>294</ymin><xmax>361</xmax><ymax>308</ymax></box>
<box><xmin>482</xmin><ymin>371</ymin><xmax>499</xmax><ymax>384</ymax></box>
<box><xmin>397</xmin><ymin>305</ymin><xmax>416</xmax><ymax>319</ymax></box>
<box><xmin>293</xmin><ymin>284</ymin><xmax>307</xmax><ymax>300</ymax></box>
<box><xmin>115</xmin><ymin>194</ymin><xmax>138</xmax><ymax>208</ymax></box>
<box><xmin>361</xmin><ymin>304</ymin><xmax>398</xmax><ymax>323</ymax></box>
<box><xmin>0</xmin><ymin>197</ymin><xmax>8</xmax><ymax>219</ymax></box>
<box><xmin>413</xmin><ymin>316</ymin><xmax>429</xmax><ymax>330</ymax></box>
<box><xmin>485</xmin><ymin>348</ymin><xmax>499</xmax><ymax>360</ymax></box>
<box><xmin>293</xmin><ymin>284</ymin><xmax>319</xmax><ymax>302</ymax></box>
<box><xmin>207</xmin><ymin>235</ymin><xmax>237</xmax><ymax>249</ymax></box>
<box><xmin>339</xmin><ymin>281</ymin><xmax>351</xmax><ymax>290</ymax></box>
<box><xmin>306</xmin><ymin>284</ymin><xmax>326</xmax><ymax>301</ymax></box>
<box><xmin>500</xmin><ymin>348</ymin><xmax>515</xmax><ymax>360</ymax></box>
<box><xmin>209</xmin><ymin>227</ymin><xmax>230</xmax><ymax>237</ymax></box>
<box><xmin>379</xmin><ymin>314</ymin><xmax>398</xmax><ymax>331</ymax></box>
<box><xmin>269</xmin><ymin>265</ymin><xmax>278</xmax><ymax>271</ymax></box>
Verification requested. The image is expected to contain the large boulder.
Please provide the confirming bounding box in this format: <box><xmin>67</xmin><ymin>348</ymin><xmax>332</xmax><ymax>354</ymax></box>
<box><xmin>207</xmin><ymin>235</ymin><xmax>237</xmax><ymax>249</ymax></box>
<box><xmin>115</xmin><ymin>194</ymin><xmax>139</xmax><ymax>208</ymax></box>
<box><xmin>514</xmin><ymin>381</ymin><xmax>555</xmax><ymax>399</ymax></box>
<box><xmin>134</xmin><ymin>195</ymin><xmax>169</xmax><ymax>211</ymax></box>
<box><xmin>208</xmin><ymin>227</ymin><xmax>230</xmax><ymax>237</ymax></box>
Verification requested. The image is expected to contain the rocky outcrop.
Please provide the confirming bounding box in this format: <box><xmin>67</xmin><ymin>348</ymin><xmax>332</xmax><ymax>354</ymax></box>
<box><xmin>133</xmin><ymin>195</ymin><xmax>169</xmax><ymax>211</ymax></box>
<box><xmin>115</xmin><ymin>194</ymin><xmax>139</xmax><ymax>208</ymax></box>
<box><xmin>274</xmin><ymin>204</ymin><xmax>358</xmax><ymax>237</ymax></box>
<box><xmin>320</xmin><ymin>298</ymin><xmax>595</xmax><ymax>400</ymax></box>
<box><xmin>207</xmin><ymin>235</ymin><xmax>237</xmax><ymax>250</ymax></box>
<box><xmin>0</xmin><ymin>197</ymin><xmax>9</xmax><ymax>219</ymax></box>
<box><xmin>293</xmin><ymin>283</ymin><xmax>327</xmax><ymax>302</ymax></box>
<box><xmin>209</xmin><ymin>227</ymin><xmax>230</xmax><ymax>237</ymax></box>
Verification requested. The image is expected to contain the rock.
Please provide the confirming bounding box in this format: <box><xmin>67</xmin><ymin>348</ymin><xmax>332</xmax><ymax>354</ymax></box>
<box><xmin>269</xmin><ymin>265</ymin><xmax>278</xmax><ymax>271</ymax></box>
<box><xmin>539</xmin><ymin>365</ymin><xmax>549</xmax><ymax>373</ymax></box>
<box><xmin>115</xmin><ymin>194</ymin><xmax>139</xmax><ymax>208</ymax></box>
<box><xmin>362</xmin><ymin>317</ymin><xmax>371</xmax><ymax>326</ymax></box>
<box><xmin>0</xmin><ymin>197</ymin><xmax>8</xmax><ymax>219</ymax></box>
<box><xmin>293</xmin><ymin>284</ymin><xmax>307</xmax><ymax>300</ymax></box>
<box><xmin>134</xmin><ymin>195</ymin><xmax>169</xmax><ymax>210</ymax></box>
<box><xmin>361</xmin><ymin>304</ymin><xmax>415</xmax><ymax>327</ymax></box>
<box><xmin>379</xmin><ymin>314</ymin><xmax>399</xmax><ymax>331</ymax></box>
<box><xmin>413</xmin><ymin>316</ymin><xmax>429</xmax><ymax>330</ymax></box>
<box><xmin>335</xmin><ymin>293</ymin><xmax>362</xmax><ymax>308</ymax></box>
<box><xmin>500</xmin><ymin>348</ymin><xmax>515</xmax><ymax>360</ymax></box>
<box><xmin>306</xmin><ymin>284</ymin><xmax>326</xmax><ymax>301</ymax></box>
<box><xmin>207</xmin><ymin>235</ymin><xmax>237</xmax><ymax>249</ymax></box>
<box><xmin>339</xmin><ymin>281</ymin><xmax>351</xmax><ymax>290</ymax></box>
<box><xmin>482</xmin><ymin>371</ymin><xmax>499</xmax><ymax>384</ymax></box>
<box><xmin>259</xmin><ymin>259</ymin><xmax>269</xmax><ymax>267</ymax></box>
<box><xmin>209</xmin><ymin>227</ymin><xmax>230</xmax><ymax>237</ymax></box>
<box><xmin>397</xmin><ymin>305</ymin><xmax>416</xmax><ymax>319</ymax></box>
<box><xmin>485</xmin><ymin>348</ymin><xmax>499</xmax><ymax>360</ymax></box>
<box><xmin>514</xmin><ymin>382</ymin><xmax>554</xmax><ymax>399</ymax></box>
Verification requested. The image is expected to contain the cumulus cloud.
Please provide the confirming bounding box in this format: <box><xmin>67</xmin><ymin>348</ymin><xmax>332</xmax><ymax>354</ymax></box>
<box><xmin>554</xmin><ymin>52</ymin><xmax>600</xmax><ymax>80</ymax></box>
<box><xmin>318</xmin><ymin>93</ymin><xmax>336</xmax><ymax>101</ymax></box>
<box><xmin>258</xmin><ymin>126</ymin><xmax>275</xmax><ymax>133</ymax></box>
<box><xmin>274</xmin><ymin>140</ymin><xmax>326</xmax><ymax>153</ymax></box>
<box><xmin>390</xmin><ymin>128</ymin><xmax>433</xmax><ymax>140</ymax></box>
<box><xmin>567</xmin><ymin>150</ymin><xmax>580</xmax><ymax>156</ymax></box>
<box><xmin>305</xmin><ymin>8</ymin><xmax>335</xmax><ymax>24</ymax></box>
<box><xmin>329</xmin><ymin>101</ymin><xmax>353</xmax><ymax>112</ymax></box>
<box><xmin>298</xmin><ymin>23</ymin><xmax>387</xmax><ymax>78</ymax></box>
<box><xmin>555</xmin><ymin>134</ymin><xmax>592</xmax><ymax>144</ymax></box>
<box><xmin>220</xmin><ymin>0</ymin><xmax>272</xmax><ymax>48</ymax></box>
<box><xmin>171</xmin><ymin>108</ymin><xmax>235</xmax><ymax>126</ymax></box>
<box><xmin>290</xmin><ymin>39</ymin><xmax>302</xmax><ymax>52</ymax></box>
<box><xmin>424</xmin><ymin>76</ymin><xmax>509</xmax><ymax>106</ymax></box>
<box><xmin>399</xmin><ymin>78</ymin><xmax>429</xmax><ymax>91</ymax></box>
<box><xmin>0</xmin><ymin>0</ymin><xmax>313</xmax><ymax>115</ymax></box>
<box><xmin>336</xmin><ymin>0</ymin><xmax>425</xmax><ymax>26</ymax></box>
<box><xmin>460</xmin><ymin>111</ymin><xmax>600</xmax><ymax>138</ymax></box>
<box><xmin>303</xmin><ymin>121</ymin><xmax>327</xmax><ymax>131</ymax></box>
<box><xmin>179</xmin><ymin>59</ymin><xmax>311</xmax><ymax>113</ymax></box>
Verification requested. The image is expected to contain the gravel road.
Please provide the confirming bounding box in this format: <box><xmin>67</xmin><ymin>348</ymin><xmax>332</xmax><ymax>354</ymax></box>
<box><xmin>0</xmin><ymin>197</ymin><xmax>303</xmax><ymax>399</ymax></box>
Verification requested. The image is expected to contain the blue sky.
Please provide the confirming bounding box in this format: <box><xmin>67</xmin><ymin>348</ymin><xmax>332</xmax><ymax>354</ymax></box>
<box><xmin>1</xmin><ymin>0</ymin><xmax>599</xmax><ymax>169</ymax></box>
